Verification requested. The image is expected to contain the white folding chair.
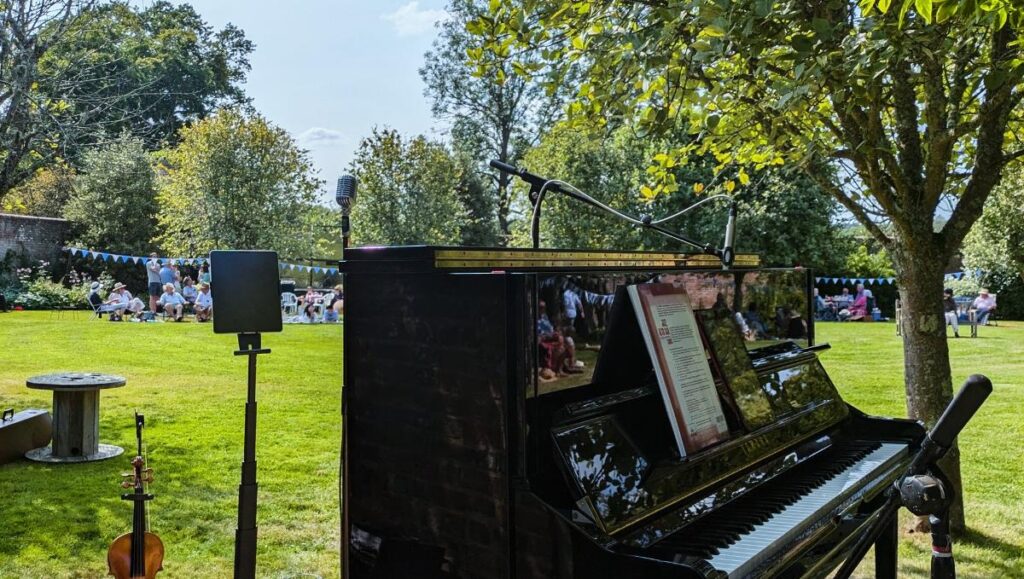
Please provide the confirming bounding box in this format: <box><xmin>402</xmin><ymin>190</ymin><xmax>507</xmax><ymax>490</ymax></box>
<box><xmin>281</xmin><ymin>292</ymin><xmax>298</xmax><ymax>316</ymax></box>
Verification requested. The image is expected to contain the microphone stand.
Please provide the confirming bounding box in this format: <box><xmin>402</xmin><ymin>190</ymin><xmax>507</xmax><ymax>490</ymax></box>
<box><xmin>833</xmin><ymin>375</ymin><xmax>992</xmax><ymax>579</ymax></box>
<box><xmin>233</xmin><ymin>332</ymin><xmax>271</xmax><ymax>579</ymax></box>
<box><xmin>341</xmin><ymin>206</ymin><xmax>351</xmax><ymax>254</ymax></box>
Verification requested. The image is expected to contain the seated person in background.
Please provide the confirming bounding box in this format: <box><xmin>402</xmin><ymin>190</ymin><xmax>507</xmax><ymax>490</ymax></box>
<box><xmin>322</xmin><ymin>285</ymin><xmax>344</xmax><ymax>323</ymax></box>
<box><xmin>733</xmin><ymin>311</ymin><xmax>756</xmax><ymax>341</ymax></box>
<box><xmin>536</xmin><ymin>300</ymin><xmax>582</xmax><ymax>380</ymax></box>
<box><xmin>837</xmin><ymin>287</ymin><xmax>852</xmax><ymax>307</ymax></box>
<box><xmin>88</xmin><ymin>281</ymin><xmax>104</xmax><ymax>316</ymax></box>
<box><xmin>972</xmin><ymin>288</ymin><xmax>997</xmax><ymax>325</ymax></box>
<box><xmin>198</xmin><ymin>262</ymin><xmax>212</xmax><ymax>285</ymax></box>
<box><xmin>181</xmin><ymin>277</ymin><xmax>198</xmax><ymax>305</ymax></box>
<box><xmin>298</xmin><ymin>302</ymin><xmax>318</xmax><ymax>323</ymax></box>
<box><xmin>329</xmin><ymin>285</ymin><xmax>344</xmax><ymax>321</ymax></box>
<box><xmin>743</xmin><ymin>302</ymin><xmax>768</xmax><ymax>337</ymax></box>
<box><xmin>297</xmin><ymin>288</ymin><xmax>320</xmax><ymax>309</ymax></box>
<box><xmin>100</xmin><ymin>282</ymin><xmax>135</xmax><ymax>321</ymax></box>
<box><xmin>194</xmin><ymin>282</ymin><xmax>213</xmax><ymax>322</ymax></box>
<box><xmin>943</xmin><ymin>288</ymin><xmax>959</xmax><ymax>338</ymax></box>
<box><xmin>787</xmin><ymin>308</ymin><xmax>808</xmax><ymax>338</ymax></box>
<box><xmin>839</xmin><ymin>289</ymin><xmax>868</xmax><ymax>321</ymax></box>
<box><xmin>158</xmin><ymin>283</ymin><xmax>185</xmax><ymax>322</ymax></box>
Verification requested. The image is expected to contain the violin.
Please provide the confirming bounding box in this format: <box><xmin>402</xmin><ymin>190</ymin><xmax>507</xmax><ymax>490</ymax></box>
<box><xmin>108</xmin><ymin>413</ymin><xmax>165</xmax><ymax>578</ymax></box>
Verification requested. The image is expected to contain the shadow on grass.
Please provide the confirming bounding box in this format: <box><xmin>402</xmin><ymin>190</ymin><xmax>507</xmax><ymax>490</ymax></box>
<box><xmin>954</xmin><ymin>527</ymin><xmax>1024</xmax><ymax>576</ymax></box>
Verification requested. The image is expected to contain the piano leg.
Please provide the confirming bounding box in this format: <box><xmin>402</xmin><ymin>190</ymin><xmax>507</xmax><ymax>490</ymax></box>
<box><xmin>874</xmin><ymin>515</ymin><xmax>898</xmax><ymax>579</ymax></box>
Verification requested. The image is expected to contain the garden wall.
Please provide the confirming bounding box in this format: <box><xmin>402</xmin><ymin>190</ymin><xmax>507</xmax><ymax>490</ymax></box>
<box><xmin>0</xmin><ymin>213</ymin><xmax>68</xmax><ymax>266</ymax></box>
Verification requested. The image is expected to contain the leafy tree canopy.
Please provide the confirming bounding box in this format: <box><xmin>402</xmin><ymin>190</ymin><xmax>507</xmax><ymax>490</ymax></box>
<box><xmin>63</xmin><ymin>133</ymin><xmax>158</xmax><ymax>256</ymax></box>
<box><xmin>348</xmin><ymin>128</ymin><xmax>469</xmax><ymax>247</ymax></box>
<box><xmin>155</xmin><ymin>108</ymin><xmax>320</xmax><ymax>257</ymax></box>
<box><xmin>2</xmin><ymin>164</ymin><xmax>77</xmax><ymax>218</ymax></box>
<box><xmin>471</xmin><ymin>0</ymin><xmax>1024</xmax><ymax>258</ymax></box>
<box><xmin>422</xmin><ymin>0</ymin><xmax>566</xmax><ymax>241</ymax></box>
<box><xmin>520</xmin><ymin>122</ymin><xmax>848</xmax><ymax>270</ymax></box>
<box><xmin>962</xmin><ymin>164</ymin><xmax>1024</xmax><ymax>280</ymax></box>
<box><xmin>41</xmin><ymin>0</ymin><xmax>253</xmax><ymax>153</ymax></box>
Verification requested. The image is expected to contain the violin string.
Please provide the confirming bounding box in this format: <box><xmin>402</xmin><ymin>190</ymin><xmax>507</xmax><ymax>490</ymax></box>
<box><xmin>141</xmin><ymin>419</ymin><xmax>153</xmax><ymax>532</ymax></box>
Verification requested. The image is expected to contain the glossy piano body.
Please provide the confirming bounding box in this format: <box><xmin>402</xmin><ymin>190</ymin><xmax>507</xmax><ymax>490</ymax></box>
<box><xmin>340</xmin><ymin>247</ymin><xmax>924</xmax><ymax>579</ymax></box>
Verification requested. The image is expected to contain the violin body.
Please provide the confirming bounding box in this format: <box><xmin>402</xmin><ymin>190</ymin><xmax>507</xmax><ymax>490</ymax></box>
<box><xmin>107</xmin><ymin>532</ymin><xmax>165</xmax><ymax>579</ymax></box>
<box><xmin>108</xmin><ymin>413</ymin><xmax>164</xmax><ymax>579</ymax></box>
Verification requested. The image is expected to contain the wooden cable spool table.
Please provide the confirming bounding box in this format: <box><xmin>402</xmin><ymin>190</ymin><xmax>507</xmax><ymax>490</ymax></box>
<box><xmin>25</xmin><ymin>372</ymin><xmax>126</xmax><ymax>462</ymax></box>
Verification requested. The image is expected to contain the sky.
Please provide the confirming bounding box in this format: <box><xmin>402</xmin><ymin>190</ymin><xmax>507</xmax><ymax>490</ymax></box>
<box><xmin>149</xmin><ymin>0</ymin><xmax>451</xmax><ymax>202</ymax></box>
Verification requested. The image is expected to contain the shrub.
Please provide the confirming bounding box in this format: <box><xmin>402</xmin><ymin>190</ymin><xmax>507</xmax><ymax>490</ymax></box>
<box><xmin>12</xmin><ymin>262</ymin><xmax>112</xmax><ymax>310</ymax></box>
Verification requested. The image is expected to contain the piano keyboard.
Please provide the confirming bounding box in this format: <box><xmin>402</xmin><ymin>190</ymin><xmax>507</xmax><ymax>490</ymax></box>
<box><xmin>706</xmin><ymin>442</ymin><xmax>906</xmax><ymax>577</ymax></box>
<box><xmin>653</xmin><ymin>441</ymin><xmax>908</xmax><ymax>578</ymax></box>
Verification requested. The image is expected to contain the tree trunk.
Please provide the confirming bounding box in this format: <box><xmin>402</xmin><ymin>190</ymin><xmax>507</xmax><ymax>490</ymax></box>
<box><xmin>891</xmin><ymin>240</ymin><xmax>965</xmax><ymax>533</ymax></box>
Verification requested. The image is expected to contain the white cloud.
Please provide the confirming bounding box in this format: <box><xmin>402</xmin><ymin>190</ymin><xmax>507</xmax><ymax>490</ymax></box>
<box><xmin>298</xmin><ymin>127</ymin><xmax>346</xmax><ymax>147</ymax></box>
<box><xmin>381</xmin><ymin>2</ymin><xmax>448</xmax><ymax>37</ymax></box>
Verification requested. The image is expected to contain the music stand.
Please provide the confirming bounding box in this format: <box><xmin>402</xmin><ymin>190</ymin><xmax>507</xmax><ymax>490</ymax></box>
<box><xmin>210</xmin><ymin>250</ymin><xmax>282</xmax><ymax>579</ymax></box>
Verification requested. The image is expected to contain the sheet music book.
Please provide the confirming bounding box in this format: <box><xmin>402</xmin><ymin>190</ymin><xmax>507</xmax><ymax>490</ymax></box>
<box><xmin>627</xmin><ymin>283</ymin><xmax>730</xmax><ymax>457</ymax></box>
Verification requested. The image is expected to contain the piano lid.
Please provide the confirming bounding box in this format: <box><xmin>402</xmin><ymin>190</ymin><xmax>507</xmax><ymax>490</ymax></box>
<box><xmin>340</xmin><ymin>246</ymin><xmax>761</xmax><ymax>274</ymax></box>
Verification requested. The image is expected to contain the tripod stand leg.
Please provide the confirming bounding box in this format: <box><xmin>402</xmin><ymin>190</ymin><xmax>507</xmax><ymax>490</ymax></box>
<box><xmin>930</xmin><ymin>513</ymin><xmax>956</xmax><ymax>579</ymax></box>
<box><xmin>875</xmin><ymin>514</ymin><xmax>898</xmax><ymax>579</ymax></box>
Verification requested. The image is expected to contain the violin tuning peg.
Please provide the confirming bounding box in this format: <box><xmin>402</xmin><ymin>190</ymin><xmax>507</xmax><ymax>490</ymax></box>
<box><xmin>120</xmin><ymin>480</ymin><xmax>134</xmax><ymax>489</ymax></box>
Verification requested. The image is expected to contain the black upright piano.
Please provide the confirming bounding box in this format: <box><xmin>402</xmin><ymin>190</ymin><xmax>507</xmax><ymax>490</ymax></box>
<box><xmin>340</xmin><ymin>247</ymin><xmax>924</xmax><ymax>579</ymax></box>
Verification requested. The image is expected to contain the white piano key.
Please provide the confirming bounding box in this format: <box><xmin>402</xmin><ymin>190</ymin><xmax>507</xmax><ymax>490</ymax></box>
<box><xmin>706</xmin><ymin>443</ymin><xmax>907</xmax><ymax>578</ymax></box>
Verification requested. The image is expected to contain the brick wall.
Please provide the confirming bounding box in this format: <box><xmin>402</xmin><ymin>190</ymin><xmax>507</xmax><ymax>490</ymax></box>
<box><xmin>0</xmin><ymin>213</ymin><xmax>68</xmax><ymax>266</ymax></box>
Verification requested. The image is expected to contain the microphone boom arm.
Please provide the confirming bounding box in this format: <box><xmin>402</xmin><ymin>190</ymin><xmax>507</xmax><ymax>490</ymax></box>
<box><xmin>491</xmin><ymin>160</ymin><xmax>735</xmax><ymax>267</ymax></box>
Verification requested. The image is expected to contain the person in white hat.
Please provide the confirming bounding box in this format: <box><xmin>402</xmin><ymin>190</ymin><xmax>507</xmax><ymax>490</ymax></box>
<box><xmin>972</xmin><ymin>288</ymin><xmax>997</xmax><ymax>325</ymax></box>
<box><xmin>103</xmin><ymin>282</ymin><xmax>145</xmax><ymax>321</ymax></box>
<box><xmin>88</xmin><ymin>281</ymin><xmax>104</xmax><ymax>316</ymax></box>
<box><xmin>100</xmin><ymin>282</ymin><xmax>132</xmax><ymax>321</ymax></box>
<box><xmin>158</xmin><ymin>282</ymin><xmax>185</xmax><ymax>321</ymax></box>
<box><xmin>194</xmin><ymin>281</ymin><xmax>213</xmax><ymax>322</ymax></box>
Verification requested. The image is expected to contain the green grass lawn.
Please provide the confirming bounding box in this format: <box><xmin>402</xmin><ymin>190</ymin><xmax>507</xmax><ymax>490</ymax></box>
<box><xmin>0</xmin><ymin>311</ymin><xmax>342</xmax><ymax>578</ymax></box>
<box><xmin>0</xmin><ymin>312</ymin><xmax>1021</xmax><ymax>577</ymax></box>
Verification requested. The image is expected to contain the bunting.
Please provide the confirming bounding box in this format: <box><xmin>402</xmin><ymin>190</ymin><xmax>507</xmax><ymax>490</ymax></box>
<box><xmin>62</xmin><ymin>247</ymin><xmax>340</xmax><ymax>276</ymax></box>
<box><xmin>813</xmin><ymin>271</ymin><xmax>983</xmax><ymax>286</ymax></box>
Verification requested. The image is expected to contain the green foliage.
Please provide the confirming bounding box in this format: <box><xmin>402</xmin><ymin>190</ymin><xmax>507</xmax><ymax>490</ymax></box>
<box><xmin>962</xmin><ymin>166</ymin><xmax>1024</xmax><ymax>281</ymax></box>
<box><xmin>520</xmin><ymin>123</ymin><xmax>847</xmax><ymax>269</ymax></box>
<box><xmin>10</xmin><ymin>261</ymin><xmax>108</xmax><ymax>310</ymax></box>
<box><xmin>40</xmin><ymin>1</ymin><xmax>253</xmax><ymax>153</ymax></box>
<box><xmin>0</xmin><ymin>0</ymin><xmax>91</xmax><ymax>201</ymax></box>
<box><xmin>422</xmin><ymin>0</ymin><xmax>565</xmax><ymax>240</ymax></box>
<box><xmin>469</xmin><ymin>1</ymin><xmax>1024</xmax><ymax>266</ymax></box>
<box><xmin>860</xmin><ymin>0</ymin><xmax>1020</xmax><ymax>27</ymax></box>
<box><xmin>453</xmin><ymin>152</ymin><xmax>501</xmax><ymax>246</ymax></box>
<box><xmin>845</xmin><ymin>244</ymin><xmax>896</xmax><ymax>278</ymax></box>
<box><xmin>299</xmin><ymin>204</ymin><xmax>343</xmax><ymax>260</ymax></box>
<box><xmin>348</xmin><ymin>128</ymin><xmax>469</xmax><ymax>246</ymax></box>
<box><xmin>1</xmin><ymin>165</ymin><xmax>77</xmax><ymax>217</ymax></box>
<box><xmin>155</xmin><ymin>108</ymin><xmax>321</xmax><ymax>256</ymax></box>
<box><xmin>63</xmin><ymin>134</ymin><xmax>158</xmax><ymax>256</ymax></box>
<box><xmin>944</xmin><ymin>275</ymin><xmax>982</xmax><ymax>298</ymax></box>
